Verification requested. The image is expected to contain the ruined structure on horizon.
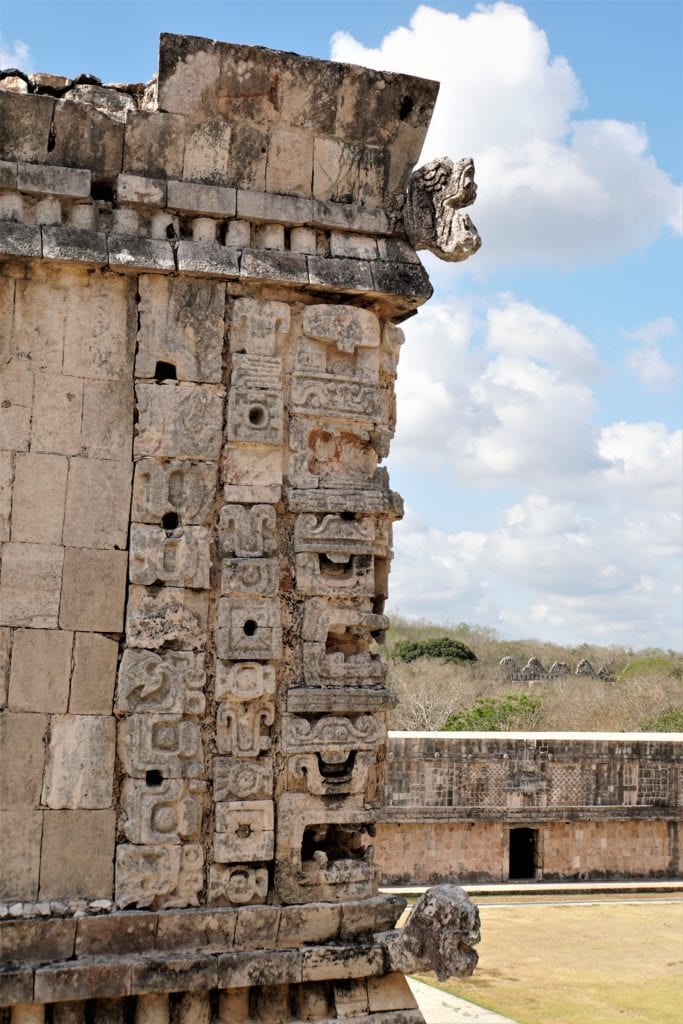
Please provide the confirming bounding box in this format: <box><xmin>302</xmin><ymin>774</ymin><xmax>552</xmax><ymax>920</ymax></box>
<box><xmin>0</xmin><ymin>34</ymin><xmax>480</xmax><ymax>1024</ymax></box>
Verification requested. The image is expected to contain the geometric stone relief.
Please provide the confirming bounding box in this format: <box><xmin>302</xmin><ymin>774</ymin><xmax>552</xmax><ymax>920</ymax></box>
<box><xmin>220</xmin><ymin>557</ymin><xmax>279</xmax><ymax>597</ymax></box>
<box><xmin>135</xmin><ymin>384</ymin><xmax>223</xmax><ymax>460</ymax></box>
<box><xmin>214</xmin><ymin>757</ymin><xmax>273</xmax><ymax>801</ymax></box>
<box><xmin>218</xmin><ymin>504</ymin><xmax>277</xmax><ymax>557</ymax></box>
<box><xmin>121</xmin><ymin>778</ymin><xmax>207</xmax><ymax>844</ymax></box>
<box><xmin>223</xmin><ymin>447</ymin><xmax>283</xmax><ymax>505</ymax></box>
<box><xmin>118</xmin><ymin>715</ymin><xmax>204</xmax><ymax>778</ymax></box>
<box><xmin>215</xmin><ymin>661</ymin><xmax>276</xmax><ymax>701</ymax></box>
<box><xmin>300</xmin><ymin>305</ymin><xmax>380</xmax><ymax>382</ymax></box>
<box><xmin>285</xmin><ymin>750</ymin><xmax>374</xmax><ymax>796</ymax></box>
<box><xmin>290</xmin><ymin>374</ymin><xmax>380</xmax><ymax>422</ymax></box>
<box><xmin>208</xmin><ymin>864</ymin><xmax>269</xmax><ymax>905</ymax></box>
<box><xmin>128</xmin><ymin>525</ymin><xmax>211</xmax><ymax>588</ymax></box>
<box><xmin>231</xmin><ymin>353</ymin><xmax>282</xmax><ymax>390</ymax></box>
<box><xmin>227</xmin><ymin>388</ymin><xmax>284</xmax><ymax>446</ymax></box>
<box><xmin>289</xmin><ymin>419</ymin><xmax>379</xmax><ymax>490</ymax></box>
<box><xmin>294</xmin><ymin>513</ymin><xmax>375</xmax><ymax>598</ymax></box>
<box><xmin>125</xmin><ymin>586</ymin><xmax>210</xmax><ymax>650</ymax></box>
<box><xmin>281</xmin><ymin>715</ymin><xmax>384</xmax><ymax>753</ymax></box>
<box><xmin>216</xmin><ymin>598</ymin><xmax>282</xmax><ymax>660</ymax></box>
<box><xmin>229</xmin><ymin>298</ymin><xmax>290</xmax><ymax>357</ymax></box>
<box><xmin>115</xmin><ymin>842</ymin><xmax>204</xmax><ymax>909</ymax></box>
<box><xmin>131</xmin><ymin>459</ymin><xmax>217</xmax><ymax>525</ymax></box>
<box><xmin>216</xmin><ymin>700</ymin><xmax>275</xmax><ymax>758</ymax></box>
<box><xmin>136</xmin><ymin>276</ymin><xmax>225</xmax><ymax>383</ymax></box>
<box><xmin>214</xmin><ymin>800</ymin><xmax>275</xmax><ymax>863</ymax></box>
<box><xmin>116</xmin><ymin>649</ymin><xmax>206</xmax><ymax>715</ymax></box>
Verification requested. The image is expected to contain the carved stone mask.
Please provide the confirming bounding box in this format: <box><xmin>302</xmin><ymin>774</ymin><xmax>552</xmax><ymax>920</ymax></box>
<box><xmin>403</xmin><ymin>156</ymin><xmax>482</xmax><ymax>263</ymax></box>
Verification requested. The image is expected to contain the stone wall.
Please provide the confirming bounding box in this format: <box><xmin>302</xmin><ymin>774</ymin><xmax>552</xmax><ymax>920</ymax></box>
<box><xmin>0</xmin><ymin>32</ymin><xmax>481</xmax><ymax>1024</ymax></box>
<box><xmin>376</xmin><ymin>733</ymin><xmax>683</xmax><ymax>884</ymax></box>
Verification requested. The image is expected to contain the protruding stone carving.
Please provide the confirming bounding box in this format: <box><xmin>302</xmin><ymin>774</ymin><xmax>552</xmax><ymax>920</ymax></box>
<box><xmin>121</xmin><ymin>778</ymin><xmax>207</xmax><ymax>844</ymax></box>
<box><xmin>129</xmin><ymin>525</ymin><xmax>211</xmax><ymax>588</ymax></box>
<box><xmin>289</xmin><ymin>419</ymin><xmax>379</xmax><ymax>490</ymax></box>
<box><xmin>215</xmin><ymin>661</ymin><xmax>276</xmax><ymax>700</ymax></box>
<box><xmin>221</xmin><ymin>558</ymin><xmax>278</xmax><ymax>597</ymax></box>
<box><xmin>385</xmin><ymin>884</ymin><xmax>481</xmax><ymax>980</ymax></box>
<box><xmin>115</xmin><ymin>843</ymin><xmax>204</xmax><ymax>909</ymax></box>
<box><xmin>125</xmin><ymin>586</ymin><xmax>209</xmax><ymax>650</ymax></box>
<box><xmin>216</xmin><ymin>700</ymin><xmax>275</xmax><ymax>757</ymax></box>
<box><xmin>218</xmin><ymin>504</ymin><xmax>277</xmax><ymax>557</ymax></box>
<box><xmin>135</xmin><ymin>384</ymin><xmax>223</xmax><ymax>460</ymax></box>
<box><xmin>214</xmin><ymin>757</ymin><xmax>273</xmax><ymax>801</ymax></box>
<box><xmin>403</xmin><ymin>157</ymin><xmax>481</xmax><ymax>263</ymax></box>
<box><xmin>117</xmin><ymin>650</ymin><xmax>206</xmax><ymax>715</ymax></box>
<box><xmin>301</xmin><ymin>306</ymin><xmax>380</xmax><ymax>381</ymax></box>
<box><xmin>216</xmin><ymin>598</ymin><xmax>282</xmax><ymax>660</ymax></box>
<box><xmin>227</xmin><ymin>388</ymin><xmax>284</xmax><ymax>445</ymax></box>
<box><xmin>132</xmin><ymin>459</ymin><xmax>217</xmax><ymax>525</ymax></box>
<box><xmin>214</xmin><ymin>800</ymin><xmax>274</xmax><ymax>863</ymax></box>
<box><xmin>231</xmin><ymin>353</ymin><xmax>282</xmax><ymax>391</ymax></box>
<box><xmin>281</xmin><ymin>714</ymin><xmax>383</xmax><ymax>752</ymax></box>
<box><xmin>208</xmin><ymin>864</ymin><xmax>269</xmax><ymax>905</ymax></box>
<box><xmin>229</xmin><ymin>298</ymin><xmax>290</xmax><ymax>355</ymax></box>
<box><xmin>118</xmin><ymin>715</ymin><xmax>204</xmax><ymax>778</ymax></box>
<box><xmin>286</xmin><ymin>750</ymin><xmax>373</xmax><ymax>796</ymax></box>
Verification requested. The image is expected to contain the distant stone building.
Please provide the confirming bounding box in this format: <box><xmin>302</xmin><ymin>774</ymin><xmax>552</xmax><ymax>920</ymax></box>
<box><xmin>376</xmin><ymin>732</ymin><xmax>683</xmax><ymax>884</ymax></box>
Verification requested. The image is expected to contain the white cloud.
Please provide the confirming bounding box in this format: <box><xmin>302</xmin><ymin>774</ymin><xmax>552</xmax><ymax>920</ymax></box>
<box><xmin>331</xmin><ymin>2</ymin><xmax>681</xmax><ymax>267</ymax></box>
<box><xmin>623</xmin><ymin>317</ymin><xmax>681</xmax><ymax>392</ymax></box>
<box><xmin>0</xmin><ymin>37</ymin><xmax>31</xmax><ymax>71</ymax></box>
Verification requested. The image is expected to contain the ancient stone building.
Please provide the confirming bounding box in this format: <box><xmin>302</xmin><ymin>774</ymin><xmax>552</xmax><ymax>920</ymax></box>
<box><xmin>377</xmin><ymin>732</ymin><xmax>683</xmax><ymax>884</ymax></box>
<box><xmin>0</xmin><ymin>33</ymin><xmax>480</xmax><ymax>1024</ymax></box>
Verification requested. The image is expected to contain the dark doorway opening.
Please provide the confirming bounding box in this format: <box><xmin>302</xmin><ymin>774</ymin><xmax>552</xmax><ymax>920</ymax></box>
<box><xmin>509</xmin><ymin>827</ymin><xmax>537</xmax><ymax>879</ymax></box>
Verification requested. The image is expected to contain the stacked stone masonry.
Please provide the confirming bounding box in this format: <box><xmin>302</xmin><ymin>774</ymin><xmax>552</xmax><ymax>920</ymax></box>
<box><xmin>0</xmin><ymin>32</ymin><xmax>482</xmax><ymax>1024</ymax></box>
<box><xmin>376</xmin><ymin>733</ymin><xmax>683</xmax><ymax>884</ymax></box>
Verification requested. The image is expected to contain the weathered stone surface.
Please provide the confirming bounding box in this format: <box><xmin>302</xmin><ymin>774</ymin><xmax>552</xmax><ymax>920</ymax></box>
<box><xmin>215</xmin><ymin>661</ymin><xmax>276</xmax><ymax>701</ymax></box>
<box><xmin>47</xmin><ymin>98</ymin><xmax>124</xmax><ymax>178</ymax></box>
<box><xmin>233</xmin><ymin>905</ymin><xmax>281</xmax><ymax>949</ymax></box>
<box><xmin>0</xmin><ymin>361</ymin><xmax>32</xmax><ymax>452</ymax></box>
<box><xmin>62</xmin><ymin>458</ymin><xmax>132</xmax><ymax>549</ymax></box>
<box><xmin>214</xmin><ymin>801</ymin><xmax>274</xmax><ymax>863</ymax></box>
<box><xmin>124</xmin><ymin>110</ymin><xmax>186</xmax><ymax>179</ymax></box>
<box><xmin>118</xmin><ymin>714</ymin><xmax>204</xmax><ymax>778</ymax></box>
<box><xmin>155</xmin><ymin>907</ymin><xmax>237</xmax><ymax>952</ymax></box>
<box><xmin>136</xmin><ymin>276</ymin><xmax>225</xmax><ymax>383</ymax></box>
<box><xmin>62</xmin><ymin>273</ymin><xmax>136</xmax><ymax>381</ymax></box>
<box><xmin>0</xmin><ymin>809</ymin><xmax>42</xmax><ymax>901</ymax></box>
<box><xmin>81</xmin><ymin>379</ymin><xmax>135</xmax><ymax>460</ymax></box>
<box><xmin>132</xmin><ymin>459</ymin><xmax>217</xmax><ymax>526</ymax></box>
<box><xmin>175</xmin><ymin>241</ymin><xmax>240</xmax><ymax>278</ymax></box>
<box><xmin>217</xmin><ymin>948</ymin><xmax>302</xmax><ymax>988</ymax></box>
<box><xmin>129</xmin><ymin>524</ymin><xmax>211</xmax><ymax>588</ymax></box>
<box><xmin>135</xmin><ymin>384</ymin><xmax>223</xmax><ymax>460</ymax></box>
<box><xmin>213</xmin><ymin>758</ymin><xmax>273</xmax><ymax>802</ymax></box>
<box><xmin>216</xmin><ymin>598</ymin><xmax>282</xmax><ymax>661</ymax></box>
<box><xmin>31</xmin><ymin>373</ymin><xmax>83</xmax><ymax>456</ymax></box>
<box><xmin>403</xmin><ymin>156</ymin><xmax>481</xmax><ymax>263</ymax></box>
<box><xmin>313</xmin><ymin>138</ymin><xmax>387</xmax><ymax>206</ymax></box>
<box><xmin>117</xmin><ymin>173</ymin><xmax>166</xmax><ymax>207</ymax></box>
<box><xmin>208</xmin><ymin>866</ymin><xmax>269</xmax><ymax>907</ymax></box>
<box><xmin>115</xmin><ymin>843</ymin><xmax>204</xmax><ymax>910</ymax></box>
<box><xmin>228</xmin><ymin>298</ymin><xmax>290</xmax><ymax>356</ymax></box>
<box><xmin>42</xmin><ymin>716</ymin><xmax>116</xmax><ymax>809</ymax></box>
<box><xmin>385</xmin><ymin>885</ymin><xmax>480</xmax><ymax>981</ymax></box>
<box><xmin>236</xmin><ymin>190</ymin><xmax>313</xmax><ymax>226</ymax></box>
<box><xmin>218</xmin><ymin>504</ymin><xmax>276</xmax><ymax>557</ymax></box>
<box><xmin>0</xmin><ymin>544</ymin><xmax>64</xmax><ymax>629</ymax></box>
<box><xmin>367</xmin><ymin>973</ymin><xmax>419</xmax><ymax>1012</ymax></box>
<box><xmin>182</xmin><ymin>118</ymin><xmax>233</xmax><ymax>186</ymax></box>
<box><xmin>34</xmin><ymin>959</ymin><xmax>131</xmax><ymax>1003</ymax></box>
<box><xmin>226</xmin><ymin>388</ymin><xmax>283</xmax><ymax>445</ymax></box>
<box><xmin>121</xmin><ymin>778</ymin><xmax>206</xmax><ymax>844</ymax></box>
<box><xmin>0</xmin><ymin>966</ymin><xmax>35</xmax><ymax>1005</ymax></box>
<box><xmin>0</xmin><ymin>452</ymin><xmax>12</xmax><ymax>543</ymax></box>
<box><xmin>107</xmin><ymin>235</ymin><xmax>175</xmax><ymax>272</ymax></box>
<box><xmin>59</xmin><ymin>548</ymin><xmax>127</xmax><ymax>632</ymax></box>
<box><xmin>18</xmin><ymin>162</ymin><xmax>90</xmax><ymax>198</ymax></box>
<box><xmin>167</xmin><ymin>180</ymin><xmax>236</xmax><ymax>217</ymax></box>
<box><xmin>75</xmin><ymin>911</ymin><xmax>158</xmax><ymax>957</ymax></box>
<box><xmin>42</xmin><ymin>226</ymin><xmax>109</xmax><ymax>267</ymax></box>
<box><xmin>0</xmin><ymin>915</ymin><xmax>76</xmax><ymax>964</ymax></box>
<box><xmin>117</xmin><ymin>649</ymin><xmax>206</xmax><ymax>715</ymax></box>
<box><xmin>69</xmin><ymin>632</ymin><xmax>120</xmax><ymax>715</ymax></box>
<box><xmin>277</xmin><ymin>903</ymin><xmax>341</xmax><ymax>947</ymax></box>
<box><xmin>0</xmin><ymin>712</ymin><xmax>47</xmax><ymax>807</ymax></box>
<box><xmin>307</xmin><ymin>256</ymin><xmax>374</xmax><ymax>294</ymax></box>
<box><xmin>39</xmin><ymin>809</ymin><xmax>116</xmax><ymax>899</ymax></box>
<box><xmin>0</xmin><ymin>222</ymin><xmax>41</xmax><ymax>259</ymax></box>
<box><xmin>281</xmin><ymin>714</ymin><xmax>384</xmax><ymax>753</ymax></box>
<box><xmin>131</xmin><ymin>953</ymin><xmax>218</xmax><ymax>994</ymax></box>
<box><xmin>10</xmin><ymin>453</ymin><xmax>67</xmax><ymax>546</ymax></box>
<box><xmin>222</xmin><ymin>447</ymin><xmax>282</xmax><ymax>504</ymax></box>
<box><xmin>240</xmin><ymin>249</ymin><xmax>309</xmax><ymax>287</ymax></box>
<box><xmin>302</xmin><ymin>945</ymin><xmax>384</xmax><ymax>982</ymax></box>
<box><xmin>0</xmin><ymin>92</ymin><xmax>55</xmax><ymax>162</ymax></box>
<box><xmin>220</xmin><ymin>557</ymin><xmax>278</xmax><ymax>597</ymax></box>
<box><xmin>125</xmin><ymin>586</ymin><xmax>209</xmax><ymax>650</ymax></box>
<box><xmin>216</xmin><ymin>699</ymin><xmax>274</xmax><ymax>758</ymax></box>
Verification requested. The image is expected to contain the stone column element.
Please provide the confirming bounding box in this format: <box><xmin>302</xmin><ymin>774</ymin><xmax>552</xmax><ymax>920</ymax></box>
<box><xmin>0</xmin><ymin>32</ymin><xmax>480</xmax><ymax>1023</ymax></box>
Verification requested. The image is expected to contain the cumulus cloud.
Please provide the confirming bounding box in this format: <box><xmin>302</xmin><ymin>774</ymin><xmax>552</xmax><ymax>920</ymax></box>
<box><xmin>0</xmin><ymin>37</ymin><xmax>31</xmax><ymax>71</ymax></box>
<box><xmin>331</xmin><ymin>2</ymin><xmax>681</xmax><ymax>266</ymax></box>
<box><xmin>623</xmin><ymin>317</ymin><xmax>681</xmax><ymax>391</ymax></box>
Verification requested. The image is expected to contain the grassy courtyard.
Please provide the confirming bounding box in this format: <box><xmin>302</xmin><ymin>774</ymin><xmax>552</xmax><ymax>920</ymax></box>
<box><xmin>415</xmin><ymin>901</ymin><xmax>683</xmax><ymax>1024</ymax></box>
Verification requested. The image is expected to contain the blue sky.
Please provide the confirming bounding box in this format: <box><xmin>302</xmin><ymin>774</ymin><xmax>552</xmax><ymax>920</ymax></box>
<box><xmin>2</xmin><ymin>1</ymin><xmax>681</xmax><ymax>648</ymax></box>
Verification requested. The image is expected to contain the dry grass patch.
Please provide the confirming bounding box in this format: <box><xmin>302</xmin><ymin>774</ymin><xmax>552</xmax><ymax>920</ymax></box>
<box><xmin>416</xmin><ymin>902</ymin><xmax>683</xmax><ymax>1024</ymax></box>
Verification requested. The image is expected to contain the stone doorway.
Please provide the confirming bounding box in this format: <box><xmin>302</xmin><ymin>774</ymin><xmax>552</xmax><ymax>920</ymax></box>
<box><xmin>509</xmin><ymin>827</ymin><xmax>538</xmax><ymax>879</ymax></box>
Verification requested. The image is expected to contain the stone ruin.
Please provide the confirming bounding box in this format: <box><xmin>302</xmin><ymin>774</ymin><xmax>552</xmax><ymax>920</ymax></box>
<box><xmin>0</xmin><ymin>33</ymin><xmax>481</xmax><ymax>1024</ymax></box>
<box><xmin>499</xmin><ymin>657</ymin><xmax>614</xmax><ymax>681</ymax></box>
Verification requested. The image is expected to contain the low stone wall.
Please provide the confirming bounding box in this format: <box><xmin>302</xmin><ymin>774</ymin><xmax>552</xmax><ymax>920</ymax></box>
<box><xmin>376</xmin><ymin>732</ymin><xmax>683</xmax><ymax>884</ymax></box>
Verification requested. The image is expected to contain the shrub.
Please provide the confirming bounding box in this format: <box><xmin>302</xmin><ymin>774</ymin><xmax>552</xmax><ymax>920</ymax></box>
<box><xmin>390</xmin><ymin>637</ymin><xmax>477</xmax><ymax>664</ymax></box>
<box><xmin>640</xmin><ymin>707</ymin><xmax>683</xmax><ymax>732</ymax></box>
<box><xmin>440</xmin><ymin>692</ymin><xmax>542</xmax><ymax>732</ymax></box>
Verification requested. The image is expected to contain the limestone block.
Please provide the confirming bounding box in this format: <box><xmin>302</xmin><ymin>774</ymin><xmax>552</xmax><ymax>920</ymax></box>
<box><xmin>0</xmin><ymin>809</ymin><xmax>42</xmax><ymax>901</ymax></box>
<box><xmin>229</xmin><ymin>353</ymin><xmax>282</xmax><ymax>391</ymax></box>
<box><xmin>69</xmin><ymin>202</ymin><xmax>99</xmax><ymax>230</ymax></box>
<box><xmin>370</xmin><ymin>260</ymin><xmax>433</xmax><ymax>302</ymax></box>
<box><xmin>34</xmin><ymin>961</ymin><xmax>131</xmax><ymax>1004</ymax></box>
<box><xmin>175</xmin><ymin>241</ymin><xmax>240</xmax><ymax>278</ymax></box>
<box><xmin>191</xmin><ymin>218</ymin><xmax>217</xmax><ymax>243</ymax></box>
<box><xmin>226</xmin><ymin>388</ymin><xmax>283</xmax><ymax>445</ymax></box>
<box><xmin>209</xmin><ymin>865</ymin><xmax>268</xmax><ymax>907</ymax></box>
<box><xmin>329</xmin><ymin>232</ymin><xmax>379</xmax><ymax>260</ymax></box>
<box><xmin>289</xmin><ymin>419</ymin><xmax>379</xmax><ymax>490</ymax></box>
<box><xmin>312</xmin><ymin>138</ymin><xmax>387</xmax><ymax>206</ymax></box>
<box><xmin>213</xmin><ymin>801</ymin><xmax>274</xmax><ymax>863</ymax></box>
<box><xmin>115</xmin><ymin>843</ymin><xmax>204</xmax><ymax>910</ymax></box>
<box><xmin>53</xmin><ymin>1004</ymin><xmax>86</xmax><ymax>1024</ymax></box>
<box><xmin>117</xmin><ymin>174</ymin><xmax>166</xmax><ymax>207</ymax></box>
<box><xmin>241</xmin><ymin>249</ymin><xmax>308</xmax><ymax>286</ymax></box>
<box><xmin>132</xmin><ymin>460</ymin><xmax>217</xmax><ymax>526</ymax></box>
<box><xmin>111</xmin><ymin>208</ymin><xmax>140</xmax><ymax>234</ymax></box>
<box><xmin>182</xmin><ymin>118</ymin><xmax>232</xmax><ymax>185</ymax></box>
<box><xmin>367</xmin><ymin>974</ymin><xmax>418</xmax><ymax>1012</ymax></box>
<box><xmin>250</xmin><ymin>223</ymin><xmax>284</xmax><ymax>251</ymax></box>
<box><xmin>0</xmin><ymin>917</ymin><xmax>77</xmax><ymax>967</ymax></box>
<box><xmin>277</xmin><ymin>903</ymin><xmax>341</xmax><ymax>947</ymax></box>
<box><xmin>215</xmin><ymin>661</ymin><xmax>276</xmax><ymax>702</ymax></box>
<box><xmin>301</xmin><ymin>305</ymin><xmax>380</xmax><ymax>379</ymax></box>
<box><xmin>0</xmin><ymin>361</ymin><xmax>32</xmax><ymax>452</ymax></box>
<box><xmin>11</xmin><ymin>274</ymin><xmax>68</xmax><ymax>372</ymax></box>
<box><xmin>307</xmin><ymin>255</ymin><xmax>374</xmax><ymax>294</ymax></box>
<box><xmin>377</xmin><ymin>238</ymin><xmax>419</xmax><ymax>265</ymax></box>
<box><xmin>0</xmin><ymin>544</ymin><xmax>64</xmax><ymax>629</ymax></box>
<box><xmin>285</xmin><ymin>750</ymin><xmax>374</xmax><ymax>798</ymax></box>
<box><xmin>48</xmin><ymin>100</ymin><xmax>124</xmax><ymax>179</ymax></box>
<box><xmin>119</xmin><ymin>714</ymin><xmax>204</xmax><ymax>778</ymax></box>
<box><xmin>216</xmin><ymin>700</ymin><xmax>274</xmax><ymax>758</ymax></box>
<box><xmin>223</xmin><ymin>447</ymin><xmax>282</xmax><ymax>504</ymax></box>
<box><xmin>107</xmin><ymin>235</ymin><xmax>175</xmax><ymax>273</ymax></box>
<box><xmin>121</xmin><ymin>778</ymin><xmax>207</xmax><ymax>844</ymax></box>
<box><xmin>151</xmin><ymin>212</ymin><xmax>179</xmax><ymax>240</ymax></box>
<box><xmin>124</xmin><ymin>110</ymin><xmax>186</xmax><ymax>179</ymax></box>
<box><xmin>62</xmin><ymin>458</ymin><xmax>132</xmax><ymax>550</ymax></box>
<box><xmin>125</xmin><ymin>586</ymin><xmax>209</xmax><ymax>650</ymax></box>
<box><xmin>59</xmin><ymin>549</ymin><xmax>127</xmax><ymax>632</ymax></box>
<box><xmin>333</xmin><ymin>980</ymin><xmax>369</xmax><ymax>1018</ymax></box>
<box><xmin>0</xmin><ymin>93</ymin><xmax>55</xmax><ymax>162</ymax></box>
<box><xmin>63</xmin><ymin>275</ymin><xmax>136</xmax><ymax>381</ymax></box>
<box><xmin>10</xmin><ymin>453</ymin><xmax>68</xmax><ymax>545</ymax></box>
<box><xmin>117</xmin><ymin>650</ymin><xmax>206</xmax><ymax>716</ymax></box>
<box><xmin>215</xmin><ymin>598</ymin><xmax>282</xmax><ymax>661</ymax></box>
<box><xmin>39</xmin><ymin>809</ymin><xmax>116</xmax><ymax>899</ymax></box>
<box><xmin>217</xmin><ymin>504</ymin><xmax>276</xmax><ymax>557</ymax></box>
<box><xmin>302</xmin><ymin>945</ymin><xmax>384</xmax><ymax>982</ymax></box>
<box><xmin>264</xmin><ymin>128</ymin><xmax>313</xmax><ymax>197</ymax></box>
<box><xmin>136</xmin><ymin>276</ymin><xmax>225</xmax><ymax>384</ymax></box>
<box><xmin>0</xmin><ymin>626</ymin><xmax>8</xmax><ymax>706</ymax></box>
<box><xmin>167</xmin><ymin>180</ymin><xmax>237</xmax><ymax>217</ymax></box>
<box><xmin>0</xmin><ymin>711</ymin><xmax>47</xmax><ymax>807</ymax></box>
<box><xmin>229</xmin><ymin>298</ymin><xmax>290</xmax><ymax>356</ymax></box>
<box><xmin>17</xmin><ymin>162</ymin><xmax>90</xmax><ymax>198</ymax></box>
<box><xmin>236</xmin><ymin>190</ymin><xmax>314</xmax><ymax>226</ymax></box>
<box><xmin>225</xmin><ymin>219</ymin><xmax>251</xmax><ymax>247</ymax></box>
<box><xmin>295</xmin><ymin>512</ymin><xmax>374</xmax><ymax>554</ymax></box>
<box><xmin>129</xmin><ymin>525</ymin><xmax>211</xmax><ymax>588</ymax></box>
<box><xmin>291</xmin><ymin>372</ymin><xmax>381</xmax><ymax>422</ymax></box>
<box><xmin>154</xmin><ymin>901</ymin><xmax>236</xmax><ymax>949</ymax></box>
<box><xmin>31</xmin><ymin>373</ymin><xmax>84</xmax><ymax>456</ymax></box>
<box><xmin>41</xmin><ymin>226</ymin><xmax>109</xmax><ymax>267</ymax></box>
<box><xmin>81</xmin><ymin>380</ymin><xmax>135</xmax><ymax>461</ymax></box>
<box><xmin>220</xmin><ymin>558</ymin><xmax>278</xmax><ymax>597</ymax></box>
<box><xmin>131</xmin><ymin>954</ymin><xmax>218</xmax><ymax>995</ymax></box>
<box><xmin>290</xmin><ymin>227</ymin><xmax>317</xmax><ymax>254</ymax></box>
<box><xmin>69</xmin><ymin>632</ymin><xmax>119</xmax><ymax>715</ymax></box>
<box><xmin>233</xmin><ymin>905</ymin><xmax>281</xmax><ymax>950</ymax></box>
<box><xmin>33</xmin><ymin>196</ymin><xmax>62</xmax><ymax>226</ymax></box>
<box><xmin>134</xmin><ymin>995</ymin><xmax>169</xmax><ymax>1024</ymax></box>
<box><xmin>41</xmin><ymin>715</ymin><xmax>116</xmax><ymax>809</ymax></box>
<box><xmin>217</xmin><ymin>949</ymin><xmax>302</xmax><ymax>989</ymax></box>
<box><xmin>0</xmin><ymin>158</ymin><xmax>18</xmax><ymax>188</ymax></box>
<box><xmin>177</xmin><ymin>992</ymin><xmax>210</xmax><ymax>1024</ymax></box>
<box><xmin>0</xmin><ymin>221</ymin><xmax>41</xmax><ymax>259</ymax></box>
<box><xmin>304</xmin><ymin>643</ymin><xmax>386</xmax><ymax>687</ymax></box>
<box><xmin>8</xmin><ymin>628</ymin><xmax>72</xmax><ymax>712</ymax></box>
<box><xmin>214</xmin><ymin>758</ymin><xmax>273</xmax><ymax>801</ymax></box>
<box><xmin>135</xmin><ymin>384</ymin><xmax>223</xmax><ymax>460</ymax></box>
<box><xmin>281</xmin><ymin>714</ymin><xmax>384</xmax><ymax>753</ymax></box>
